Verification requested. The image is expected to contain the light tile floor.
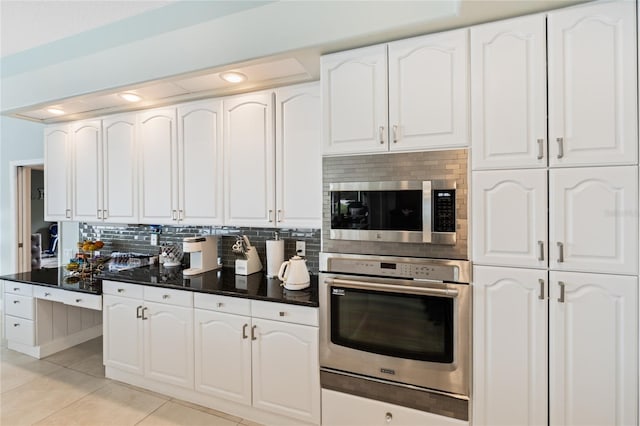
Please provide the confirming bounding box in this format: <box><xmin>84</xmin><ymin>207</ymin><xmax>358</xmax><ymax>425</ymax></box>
<box><xmin>1</xmin><ymin>337</ymin><xmax>262</xmax><ymax>426</ymax></box>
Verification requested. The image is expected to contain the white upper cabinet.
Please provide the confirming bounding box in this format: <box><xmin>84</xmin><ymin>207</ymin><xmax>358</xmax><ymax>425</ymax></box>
<box><xmin>473</xmin><ymin>266</ymin><xmax>548</xmax><ymax>426</ymax></box>
<box><xmin>102</xmin><ymin>114</ymin><xmax>138</xmax><ymax>223</ymax></box>
<box><xmin>177</xmin><ymin>99</ymin><xmax>224</xmax><ymax>225</ymax></box>
<box><xmin>224</xmin><ymin>91</ymin><xmax>275</xmax><ymax>227</ymax></box>
<box><xmin>138</xmin><ymin>107</ymin><xmax>178</xmax><ymax>224</ymax></box>
<box><xmin>550</xmin><ymin>166</ymin><xmax>638</xmax><ymax>275</ymax></box>
<box><xmin>322</xmin><ymin>30</ymin><xmax>469</xmax><ymax>156</ymax></box>
<box><xmin>388</xmin><ymin>29</ymin><xmax>469</xmax><ymax>151</ymax></box>
<box><xmin>322</xmin><ymin>45</ymin><xmax>388</xmax><ymax>155</ymax></box>
<box><xmin>275</xmin><ymin>83</ymin><xmax>322</xmax><ymax>228</ymax></box>
<box><xmin>71</xmin><ymin>120</ymin><xmax>102</xmax><ymax>222</ymax></box>
<box><xmin>548</xmin><ymin>0</ymin><xmax>638</xmax><ymax>167</ymax></box>
<box><xmin>44</xmin><ymin>124</ymin><xmax>72</xmax><ymax>221</ymax></box>
<box><xmin>549</xmin><ymin>271</ymin><xmax>638</xmax><ymax>426</ymax></box>
<box><xmin>139</xmin><ymin>101</ymin><xmax>223</xmax><ymax>225</ymax></box>
<box><xmin>471</xmin><ymin>15</ymin><xmax>547</xmax><ymax>169</ymax></box>
<box><xmin>472</xmin><ymin>169</ymin><xmax>547</xmax><ymax>268</ymax></box>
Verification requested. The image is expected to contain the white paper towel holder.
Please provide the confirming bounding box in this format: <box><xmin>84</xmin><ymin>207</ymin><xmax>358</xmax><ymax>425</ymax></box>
<box><xmin>266</xmin><ymin>232</ymin><xmax>285</xmax><ymax>278</ymax></box>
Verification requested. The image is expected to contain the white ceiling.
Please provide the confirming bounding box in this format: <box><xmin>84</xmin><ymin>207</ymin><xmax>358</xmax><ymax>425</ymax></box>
<box><xmin>0</xmin><ymin>0</ymin><xmax>176</xmax><ymax>58</ymax></box>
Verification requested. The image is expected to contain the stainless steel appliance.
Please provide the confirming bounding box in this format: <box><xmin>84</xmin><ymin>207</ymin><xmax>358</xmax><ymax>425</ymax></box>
<box><xmin>319</xmin><ymin>252</ymin><xmax>471</xmax><ymax>420</ymax></box>
<box><xmin>329</xmin><ymin>180</ymin><xmax>457</xmax><ymax>244</ymax></box>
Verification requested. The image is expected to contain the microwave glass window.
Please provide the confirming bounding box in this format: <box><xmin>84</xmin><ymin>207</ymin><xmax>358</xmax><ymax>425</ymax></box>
<box><xmin>330</xmin><ymin>190</ymin><xmax>423</xmax><ymax>231</ymax></box>
<box><xmin>330</xmin><ymin>287</ymin><xmax>454</xmax><ymax>363</ymax></box>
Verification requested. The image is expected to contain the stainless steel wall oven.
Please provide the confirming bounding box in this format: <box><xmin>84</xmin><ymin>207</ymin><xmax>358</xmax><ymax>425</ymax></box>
<box><xmin>319</xmin><ymin>252</ymin><xmax>471</xmax><ymax>421</ymax></box>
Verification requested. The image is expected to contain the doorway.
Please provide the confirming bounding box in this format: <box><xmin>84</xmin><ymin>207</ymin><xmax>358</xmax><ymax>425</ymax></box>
<box><xmin>15</xmin><ymin>163</ymin><xmax>59</xmax><ymax>272</ymax></box>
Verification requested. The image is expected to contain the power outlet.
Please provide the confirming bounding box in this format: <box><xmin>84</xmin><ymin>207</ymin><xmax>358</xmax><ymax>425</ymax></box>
<box><xmin>296</xmin><ymin>241</ymin><xmax>306</xmax><ymax>257</ymax></box>
<box><xmin>150</xmin><ymin>234</ymin><xmax>159</xmax><ymax>246</ymax></box>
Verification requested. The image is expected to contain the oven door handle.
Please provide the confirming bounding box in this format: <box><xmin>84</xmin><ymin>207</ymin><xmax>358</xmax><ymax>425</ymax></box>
<box><xmin>325</xmin><ymin>278</ymin><xmax>459</xmax><ymax>298</ymax></box>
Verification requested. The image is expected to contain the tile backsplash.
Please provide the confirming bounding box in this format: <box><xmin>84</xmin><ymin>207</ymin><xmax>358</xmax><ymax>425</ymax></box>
<box><xmin>80</xmin><ymin>224</ymin><xmax>321</xmax><ymax>274</ymax></box>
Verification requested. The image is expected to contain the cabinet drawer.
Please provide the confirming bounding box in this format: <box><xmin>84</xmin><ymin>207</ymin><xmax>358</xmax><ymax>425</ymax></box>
<box><xmin>5</xmin><ymin>315</ymin><xmax>35</xmax><ymax>346</ymax></box>
<box><xmin>144</xmin><ymin>286</ymin><xmax>193</xmax><ymax>307</ymax></box>
<box><xmin>251</xmin><ymin>300</ymin><xmax>318</xmax><ymax>326</ymax></box>
<box><xmin>64</xmin><ymin>292</ymin><xmax>102</xmax><ymax>311</ymax></box>
<box><xmin>5</xmin><ymin>294</ymin><xmax>35</xmax><ymax>319</ymax></box>
<box><xmin>194</xmin><ymin>293</ymin><xmax>250</xmax><ymax>316</ymax></box>
<box><xmin>102</xmin><ymin>280</ymin><xmax>144</xmax><ymax>298</ymax></box>
<box><xmin>33</xmin><ymin>286</ymin><xmax>66</xmax><ymax>303</ymax></box>
<box><xmin>4</xmin><ymin>281</ymin><xmax>33</xmax><ymax>296</ymax></box>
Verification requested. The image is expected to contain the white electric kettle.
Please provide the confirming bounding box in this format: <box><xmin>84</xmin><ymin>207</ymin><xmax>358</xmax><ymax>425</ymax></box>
<box><xmin>278</xmin><ymin>256</ymin><xmax>310</xmax><ymax>290</ymax></box>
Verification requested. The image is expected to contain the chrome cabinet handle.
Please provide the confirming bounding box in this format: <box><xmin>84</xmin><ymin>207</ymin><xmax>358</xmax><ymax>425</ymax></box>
<box><xmin>97</xmin><ymin>209</ymin><xmax>102</xmax><ymax>219</ymax></box>
<box><xmin>13</xmin><ymin>323</ymin><xmax>20</xmax><ymax>327</ymax></box>
<box><xmin>66</xmin><ymin>209</ymin><xmax>72</xmax><ymax>218</ymax></box>
<box><xmin>277</xmin><ymin>209</ymin><xmax>283</xmax><ymax>222</ymax></box>
<box><xmin>179</xmin><ymin>210</ymin><xmax>184</xmax><ymax>220</ymax></box>
<box><xmin>251</xmin><ymin>325</ymin><xmax>257</xmax><ymax>341</ymax></box>
<box><xmin>117</xmin><ymin>288</ymin><xmax>124</xmax><ymax>293</ymax></box>
<box><xmin>557</xmin><ymin>281</ymin><xmax>565</xmax><ymax>303</ymax></box>
<box><xmin>13</xmin><ymin>288</ymin><xmax>19</xmax><ymax>291</ymax></box>
<box><xmin>538</xmin><ymin>241</ymin><xmax>544</xmax><ymax>261</ymax></box>
<box><xmin>136</xmin><ymin>305</ymin><xmax>142</xmax><ymax>319</ymax></box>
<box><xmin>171</xmin><ymin>210</ymin><xmax>178</xmax><ymax>220</ymax></box>
<box><xmin>557</xmin><ymin>242</ymin><xmax>564</xmax><ymax>263</ymax></box>
<box><xmin>392</xmin><ymin>125</ymin><xmax>398</xmax><ymax>143</ymax></box>
<box><xmin>279</xmin><ymin>311</ymin><xmax>286</xmax><ymax>317</ymax></box>
<box><xmin>13</xmin><ymin>300</ymin><xmax>19</xmax><ymax>304</ymax></box>
<box><xmin>556</xmin><ymin>137</ymin><xmax>564</xmax><ymax>159</ymax></box>
<box><xmin>242</xmin><ymin>324</ymin><xmax>248</xmax><ymax>339</ymax></box>
<box><xmin>268</xmin><ymin>210</ymin><xmax>274</xmax><ymax>222</ymax></box>
<box><xmin>103</xmin><ymin>209</ymin><xmax>108</xmax><ymax>219</ymax></box>
<box><xmin>162</xmin><ymin>294</ymin><xmax>169</xmax><ymax>300</ymax></box>
<box><xmin>141</xmin><ymin>307</ymin><xmax>149</xmax><ymax>320</ymax></box>
<box><xmin>216</xmin><ymin>302</ymin><xmax>223</xmax><ymax>308</ymax></box>
<box><xmin>537</xmin><ymin>138</ymin><xmax>544</xmax><ymax>160</ymax></box>
<box><xmin>539</xmin><ymin>279</ymin><xmax>545</xmax><ymax>300</ymax></box>
<box><xmin>75</xmin><ymin>298</ymin><xmax>81</xmax><ymax>303</ymax></box>
<box><xmin>379</xmin><ymin>126</ymin><xmax>385</xmax><ymax>144</ymax></box>
<box><xmin>385</xmin><ymin>412</ymin><xmax>393</xmax><ymax>423</ymax></box>
<box><xmin>44</xmin><ymin>292</ymin><xmax>51</xmax><ymax>297</ymax></box>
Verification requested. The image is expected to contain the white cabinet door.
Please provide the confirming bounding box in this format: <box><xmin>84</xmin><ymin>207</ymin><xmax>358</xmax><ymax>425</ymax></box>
<box><xmin>471</xmin><ymin>15</ymin><xmax>547</xmax><ymax>169</ymax></box>
<box><xmin>224</xmin><ymin>91</ymin><xmax>275</xmax><ymax>226</ymax></box>
<box><xmin>472</xmin><ymin>169</ymin><xmax>547</xmax><ymax>268</ymax></box>
<box><xmin>71</xmin><ymin>120</ymin><xmax>102</xmax><ymax>222</ymax></box>
<box><xmin>177</xmin><ymin>99</ymin><xmax>223</xmax><ymax>225</ymax></box>
<box><xmin>275</xmin><ymin>83</ymin><xmax>322</xmax><ymax>228</ymax></box>
<box><xmin>194</xmin><ymin>309</ymin><xmax>251</xmax><ymax>405</ymax></box>
<box><xmin>102</xmin><ymin>114</ymin><xmax>137</xmax><ymax>223</ymax></box>
<box><xmin>103</xmin><ymin>295</ymin><xmax>144</xmax><ymax>376</ymax></box>
<box><xmin>388</xmin><ymin>28</ymin><xmax>469</xmax><ymax>151</ymax></box>
<box><xmin>143</xmin><ymin>301</ymin><xmax>194</xmax><ymax>389</ymax></box>
<box><xmin>548</xmin><ymin>0</ymin><xmax>638</xmax><ymax>167</ymax></box>
<box><xmin>472</xmin><ymin>266</ymin><xmax>547</xmax><ymax>426</ymax></box>
<box><xmin>550</xmin><ymin>166</ymin><xmax>638</xmax><ymax>275</ymax></box>
<box><xmin>322</xmin><ymin>44</ymin><xmax>388</xmax><ymax>155</ymax></box>
<box><xmin>251</xmin><ymin>318</ymin><xmax>320</xmax><ymax>424</ymax></box>
<box><xmin>138</xmin><ymin>107</ymin><xmax>178</xmax><ymax>224</ymax></box>
<box><xmin>44</xmin><ymin>125</ymin><xmax>72</xmax><ymax>221</ymax></box>
<box><xmin>322</xmin><ymin>389</ymin><xmax>467</xmax><ymax>426</ymax></box>
<box><xmin>549</xmin><ymin>272</ymin><xmax>637</xmax><ymax>426</ymax></box>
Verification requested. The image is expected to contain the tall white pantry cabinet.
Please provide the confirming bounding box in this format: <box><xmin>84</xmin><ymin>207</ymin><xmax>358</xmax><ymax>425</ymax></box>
<box><xmin>471</xmin><ymin>2</ymin><xmax>638</xmax><ymax>426</ymax></box>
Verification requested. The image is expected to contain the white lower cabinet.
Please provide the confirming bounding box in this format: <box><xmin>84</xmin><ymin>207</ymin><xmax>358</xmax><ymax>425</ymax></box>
<box><xmin>473</xmin><ymin>266</ymin><xmax>638</xmax><ymax>425</ymax></box>
<box><xmin>194</xmin><ymin>295</ymin><xmax>320</xmax><ymax>424</ymax></box>
<box><xmin>322</xmin><ymin>389</ymin><xmax>467</xmax><ymax>426</ymax></box>
<box><xmin>102</xmin><ymin>282</ymin><xmax>194</xmax><ymax>390</ymax></box>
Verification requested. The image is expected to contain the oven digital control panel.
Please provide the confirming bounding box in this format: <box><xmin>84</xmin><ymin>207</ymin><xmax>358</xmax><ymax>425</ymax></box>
<box><xmin>332</xmin><ymin>259</ymin><xmax>458</xmax><ymax>282</ymax></box>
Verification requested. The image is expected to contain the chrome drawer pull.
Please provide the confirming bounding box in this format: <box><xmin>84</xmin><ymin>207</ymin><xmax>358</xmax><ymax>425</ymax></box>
<box><xmin>279</xmin><ymin>311</ymin><xmax>286</xmax><ymax>317</ymax></box>
<box><xmin>117</xmin><ymin>288</ymin><xmax>124</xmax><ymax>293</ymax></box>
<box><xmin>75</xmin><ymin>299</ymin><xmax>81</xmax><ymax>303</ymax></box>
<box><xmin>162</xmin><ymin>294</ymin><xmax>170</xmax><ymax>300</ymax></box>
<box><xmin>13</xmin><ymin>323</ymin><xmax>20</xmax><ymax>327</ymax></box>
<box><xmin>13</xmin><ymin>300</ymin><xmax>19</xmax><ymax>304</ymax></box>
<box><xmin>556</xmin><ymin>137</ymin><xmax>564</xmax><ymax>159</ymax></box>
<box><xmin>538</xmin><ymin>241</ymin><xmax>544</xmax><ymax>261</ymax></box>
<box><xmin>136</xmin><ymin>305</ymin><xmax>143</xmax><ymax>319</ymax></box>
<box><xmin>537</xmin><ymin>138</ymin><xmax>544</xmax><ymax>159</ymax></box>
<box><xmin>558</xmin><ymin>281</ymin><xmax>566</xmax><ymax>303</ymax></box>
<box><xmin>385</xmin><ymin>412</ymin><xmax>393</xmax><ymax>423</ymax></box>
<box><xmin>13</xmin><ymin>288</ymin><xmax>19</xmax><ymax>291</ymax></box>
<box><xmin>538</xmin><ymin>279</ymin><xmax>545</xmax><ymax>300</ymax></box>
<box><xmin>44</xmin><ymin>292</ymin><xmax>51</xmax><ymax>297</ymax></box>
<box><xmin>242</xmin><ymin>324</ymin><xmax>249</xmax><ymax>339</ymax></box>
<box><xmin>251</xmin><ymin>325</ymin><xmax>257</xmax><ymax>340</ymax></box>
<box><xmin>217</xmin><ymin>302</ymin><xmax>223</xmax><ymax>308</ymax></box>
<box><xmin>557</xmin><ymin>242</ymin><xmax>564</xmax><ymax>263</ymax></box>
<box><xmin>379</xmin><ymin>126</ymin><xmax>385</xmax><ymax>144</ymax></box>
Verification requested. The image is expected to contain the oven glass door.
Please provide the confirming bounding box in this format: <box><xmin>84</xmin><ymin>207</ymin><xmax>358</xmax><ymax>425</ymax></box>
<box><xmin>330</xmin><ymin>286</ymin><xmax>453</xmax><ymax>363</ymax></box>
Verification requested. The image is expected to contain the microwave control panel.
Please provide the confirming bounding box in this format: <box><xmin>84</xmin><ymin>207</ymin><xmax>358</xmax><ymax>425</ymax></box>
<box><xmin>432</xmin><ymin>189</ymin><xmax>456</xmax><ymax>233</ymax></box>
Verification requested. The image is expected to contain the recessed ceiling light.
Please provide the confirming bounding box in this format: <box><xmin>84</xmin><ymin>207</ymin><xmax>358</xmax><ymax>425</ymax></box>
<box><xmin>46</xmin><ymin>108</ymin><xmax>65</xmax><ymax>115</ymax></box>
<box><xmin>118</xmin><ymin>92</ymin><xmax>142</xmax><ymax>102</ymax></box>
<box><xmin>220</xmin><ymin>72</ymin><xmax>247</xmax><ymax>84</ymax></box>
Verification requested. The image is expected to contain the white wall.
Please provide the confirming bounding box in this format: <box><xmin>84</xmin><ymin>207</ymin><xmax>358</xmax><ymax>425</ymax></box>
<box><xmin>0</xmin><ymin>116</ymin><xmax>45</xmax><ymax>274</ymax></box>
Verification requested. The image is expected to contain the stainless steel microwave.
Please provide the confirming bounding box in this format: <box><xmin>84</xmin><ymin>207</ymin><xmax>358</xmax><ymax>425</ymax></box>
<box><xmin>329</xmin><ymin>180</ymin><xmax>457</xmax><ymax>245</ymax></box>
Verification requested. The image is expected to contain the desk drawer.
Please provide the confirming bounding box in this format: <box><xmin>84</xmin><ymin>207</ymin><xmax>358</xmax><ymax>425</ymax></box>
<box><xmin>5</xmin><ymin>315</ymin><xmax>35</xmax><ymax>346</ymax></box>
<box><xmin>33</xmin><ymin>286</ymin><xmax>66</xmax><ymax>303</ymax></box>
<box><xmin>5</xmin><ymin>294</ymin><xmax>34</xmax><ymax>319</ymax></box>
<box><xmin>64</xmin><ymin>292</ymin><xmax>102</xmax><ymax>311</ymax></box>
<box><xmin>251</xmin><ymin>300</ymin><xmax>318</xmax><ymax>326</ymax></box>
<box><xmin>4</xmin><ymin>281</ymin><xmax>33</xmax><ymax>297</ymax></box>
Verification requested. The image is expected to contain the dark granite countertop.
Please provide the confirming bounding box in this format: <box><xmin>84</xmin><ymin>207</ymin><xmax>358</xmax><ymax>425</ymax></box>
<box><xmin>1</xmin><ymin>266</ymin><xmax>319</xmax><ymax>308</ymax></box>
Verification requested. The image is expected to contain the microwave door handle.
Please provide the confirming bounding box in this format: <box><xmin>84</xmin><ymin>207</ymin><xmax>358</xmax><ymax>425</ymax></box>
<box><xmin>325</xmin><ymin>278</ymin><xmax>459</xmax><ymax>298</ymax></box>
